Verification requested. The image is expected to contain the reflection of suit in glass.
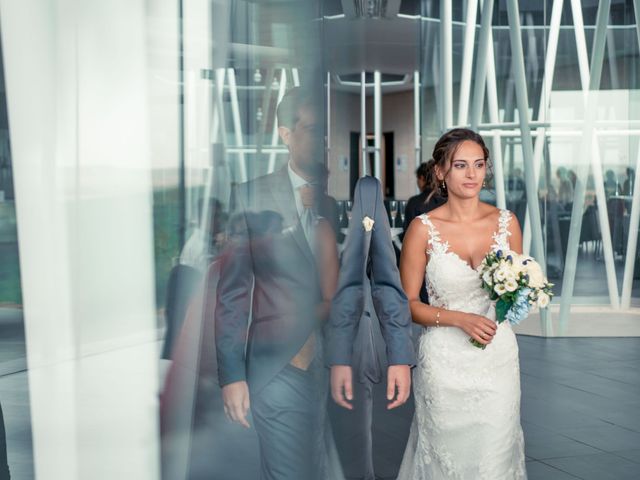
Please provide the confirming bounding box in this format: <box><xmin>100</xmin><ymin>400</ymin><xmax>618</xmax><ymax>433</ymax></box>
<box><xmin>327</xmin><ymin>176</ymin><xmax>415</xmax><ymax>479</ymax></box>
<box><xmin>215</xmin><ymin>165</ymin><xmax>341</xmax><ymax>480</ymax></box>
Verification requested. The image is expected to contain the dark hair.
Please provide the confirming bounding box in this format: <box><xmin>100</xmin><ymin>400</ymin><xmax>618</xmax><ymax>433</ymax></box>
<box><xmin>276</xmin><ymin>87</ymin><xmax>316</xmax><ymax>130</ymax></box>
<box><xmin>426</xmin><ymin>128</ymin><xmax>491</xmax><ymax>201</ymax></box>
<box><xmin>416</xmin><ymin>162</ymin><xmax>430</xmax><ymax>179</ymax></box>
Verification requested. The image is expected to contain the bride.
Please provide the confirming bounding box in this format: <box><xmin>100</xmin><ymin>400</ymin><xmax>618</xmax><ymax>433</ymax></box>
<box><xmin>397</xmin><ymin>128</ymin><xmax>527</xmax><ymax>479</ymax></box>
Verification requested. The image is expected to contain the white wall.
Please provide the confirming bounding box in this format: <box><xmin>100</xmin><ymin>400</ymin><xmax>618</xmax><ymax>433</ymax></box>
<box><xmin>0</xmin><ymin>1</ymin><xmax>160</xmax><ymax>478</ymax></box>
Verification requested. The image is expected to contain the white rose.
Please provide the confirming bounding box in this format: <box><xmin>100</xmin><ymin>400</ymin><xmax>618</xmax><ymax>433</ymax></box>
<box><xmin>525</xmin><ymin>261</ymin><xmax>546</xmax><ymax>288</ymax></box>
<box><xmin>503</xmin><ymin>270</ymin><xmax>518</xmax><ymax>283</ymax></box>
<box><xmin>537</xmin><ymin>292</ymin><xmax>550</xmax><ymax>308</ymax></box>
<box><xmin>505</xmin><ymin>279</ymin><xmax>518</xmax><ymax>292</ymax></box>
<box><xmin>494</xmin><ymin>283</ymin><xmax>507</xmax><ymax>295</ymax></box>
<box><xmin>494</xmin><ymin>266</ymin><xmax>508</xmax><ymax>282</ymax></box>
<box><xmin>362</xmin><ymin>215</ymin><xmax>375</xmax><ymax>232</ymax></box>
<box><xmin>510</xmin><ymin>254</ymin><xmax>530</xmax><ymax>274</ymax></box>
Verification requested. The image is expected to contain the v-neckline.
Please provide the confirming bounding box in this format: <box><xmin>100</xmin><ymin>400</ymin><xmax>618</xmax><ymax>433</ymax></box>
<box><xmin>445</xmin><ymin>249</ymin><xmax>492</xmax><ymax>272</ymax></box>
<box><xmin>428</xmin><ymin>213</ymin><xmax>502</xmax><ymax>271</ymax></box>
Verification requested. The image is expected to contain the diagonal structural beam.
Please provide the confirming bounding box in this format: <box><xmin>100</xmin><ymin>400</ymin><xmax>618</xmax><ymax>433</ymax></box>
<box><xmin>211</xmin><ymin>68</ymin><xmax>227</xmax><ymax>146</ymax></box>
<box><xmin>228</xmin><ymin>67</ymin><xmax>248</xmax><ymax>182</ymax></box>
<box><xmin>267</xmin><ymin>68</ymin><xmax>288</xmax><ymax>174</ymax></box>
<box><xmin>558</xmin><ymin>0</ymin><xmax>612</xmax><ymax>333</ymax></box>
<box><xmin>570</xmin><ymin>0</ymin><xmax>590</xmax><ymax>95</ymax></box>
<box><xmin>523</xmin><ymin>0</ymin><xmax>564</xmax><ymax>256</ymax></box>
<box><xmin>505</xmin><ymin>0</ymin><xmax>549</xmax><ymax>332</ymax></box>
<box><xmin>470</xmin><ymin>0</ymin><xmax>494</xmax><ymax>130</ymax></box>
<box><xmin>522</xmin><ymin>0</ymin><xmax>567</xmax><ymax>319</ymax></box>
<box><xmin>556</xmin><ymin>0</ymin><xmax>619</xmax><ymax>313</ymax></box>
<box><xmin>621</xmin><ymin>143</ymin><xmax>640</xmax><ymax>308</ymax></box>
<box><xmin>255</xmin><ymin>68</ymin><xmax>275</xmax><ymax>155</ymax></box>
<box><xmin>484</xmin><ymin>9</ymin><xmax>506</xmax><ymax>209</ymax></box>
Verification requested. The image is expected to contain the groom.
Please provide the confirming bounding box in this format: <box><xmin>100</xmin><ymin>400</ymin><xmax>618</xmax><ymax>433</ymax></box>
<box><xmin>215</xmin><ymin>87</ymin><xmax>340</xmax><ymax>480</ymax></box>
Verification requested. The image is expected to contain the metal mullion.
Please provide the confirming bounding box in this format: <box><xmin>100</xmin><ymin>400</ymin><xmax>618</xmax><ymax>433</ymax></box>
<box><xmin>458</xmin><ymin>0</ymin><xmax>479</xmax><ymax>126</ymax></box>
<box><xmin>440</xmin><ymin>0</ymin><xmax>453</xmax><ymax>128</ymax></box>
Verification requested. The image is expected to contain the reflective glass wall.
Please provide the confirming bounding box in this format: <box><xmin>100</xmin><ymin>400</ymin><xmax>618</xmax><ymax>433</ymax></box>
<box><xmin>170</xmin><ymin>1</ymin><xmax>640</xmax><ymax>339</ymax></box>
<box><xmin>0</xmin><ymin>25</ymin><xmax>34</xmax><ymax>480</ymax></box>
<box><xmin>417</xmin><ymin>0</ymin><xmax>640</xmax><ymax>335</ymax></box>
<box><xmin>2</xmin><ymin>1</ymin><xmax>640</xmax><ymax>479</ymax></box>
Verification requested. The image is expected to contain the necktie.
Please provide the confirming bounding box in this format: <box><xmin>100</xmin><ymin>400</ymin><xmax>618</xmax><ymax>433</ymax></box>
<box><xmin>291</xmin><ymin>183</ymin><xmax>320</xmax><ymax>370</ymax></box>
<box><xmin>299</xmin><ymin>183</ymin><xmax>318</xmax><ymax>255</ymax></box>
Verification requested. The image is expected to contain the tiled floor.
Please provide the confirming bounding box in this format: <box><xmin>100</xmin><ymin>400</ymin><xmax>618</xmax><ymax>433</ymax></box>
<box><xmin>1</xmin><ymin>324</ymin><xmax>639</xmax><ymax>479</ymax></box>
<box><xmin>517</xmin><ymin>336</ymin><xmax>640</xmax><ymax>480</ymax></box>
<box><xmin>329</xmin><ymin>336</ymin><xmax>640</xmax><ymax>480</ymax></box>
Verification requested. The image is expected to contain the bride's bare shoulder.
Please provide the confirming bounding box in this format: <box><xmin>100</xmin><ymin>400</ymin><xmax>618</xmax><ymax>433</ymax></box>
<box><xmin>479</xmin><ymin>202</ymin><xmax>502</xmax><ymax>220</ymax></box>
<box><xmin>407</xmin><ymin>213</ymin><xmax>431</xmax><ymax>231</ymax></box>
<box><xmin>421</xmin><ymin>204</ymin><xmax>448</xmax><ymax>222</ymax></box>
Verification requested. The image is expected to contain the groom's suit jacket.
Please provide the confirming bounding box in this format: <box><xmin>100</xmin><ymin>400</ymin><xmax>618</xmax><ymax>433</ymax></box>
<box><xmin>327</xmin><ymin>176</ymin><xmax>415</xmax><ymax>368</ymax></box>
<box><xmin>215</xmin><ymin>165</ymin><xmax>339</xmax><ymax>394</ymax></box>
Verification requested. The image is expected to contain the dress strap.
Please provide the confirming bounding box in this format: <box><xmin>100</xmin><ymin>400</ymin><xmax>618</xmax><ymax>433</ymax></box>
<box><xmin>492</xmin><ymin>209</ymin><xmax>513</xmax><ymax>251</ymax></box>
<box><xmin>418</xmin><ymin>213</ymin><xmax>449</xmax><ymax>255</ymax></box>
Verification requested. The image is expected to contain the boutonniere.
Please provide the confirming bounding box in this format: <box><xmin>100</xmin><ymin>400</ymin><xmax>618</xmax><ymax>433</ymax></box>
<box><xmin>362</xmin><ymin>215</ymin><xmax>375</xmax><ymax>232</ymax></box>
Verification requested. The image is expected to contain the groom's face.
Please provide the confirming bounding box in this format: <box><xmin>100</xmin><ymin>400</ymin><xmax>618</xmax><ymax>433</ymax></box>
<box><xmin>278</xmin><ymin>105</ymin><xmax>324</xmax><ymax>176</ymax></box>
<box><xmin>439</xmin><ymin>140</ymin><xmax>487</xmax><ymax>199</ymax></box>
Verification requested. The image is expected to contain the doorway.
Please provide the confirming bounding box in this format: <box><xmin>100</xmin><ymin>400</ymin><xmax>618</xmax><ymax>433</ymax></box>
<box><xmin>349</xmin><ymin>131</ymin><xmax>395</xmax><ymax>199</ymax></box>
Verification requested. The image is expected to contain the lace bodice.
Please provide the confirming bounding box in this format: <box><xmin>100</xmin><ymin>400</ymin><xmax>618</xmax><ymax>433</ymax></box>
<box><xmin>418</xmin><ymin>209</ymin><xmax>512</xmax><ymax>315</ymax></box>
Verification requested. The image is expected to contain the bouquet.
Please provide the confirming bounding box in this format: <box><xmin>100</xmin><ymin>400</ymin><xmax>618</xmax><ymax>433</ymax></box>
<box><xmin>471</xmin><ymin>249</ymin><xmax>554</xmax><ymax>349</ymax></box>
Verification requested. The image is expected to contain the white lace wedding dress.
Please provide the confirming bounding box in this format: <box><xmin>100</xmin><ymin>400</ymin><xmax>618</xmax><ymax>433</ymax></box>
<box><xmin>397</xmin><ymin>209</ymin><xmax>527</xmax><ymax>480</ymax></box>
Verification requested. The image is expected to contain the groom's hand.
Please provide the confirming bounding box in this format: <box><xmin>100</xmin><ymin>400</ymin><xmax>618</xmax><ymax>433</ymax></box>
<box><xmin>330</xmin><ymin>365</ymin><xmax>354</xmax><ymax>410</ymax></box>
<box><xmin>387</xmin><ymin>365</ymin><xmax>411</xmax><ymax>409</ymax></box>
<box><xmin>222</xmin><ymin>381</ymin><xmax>251</xmax><ymax>428</ymax></box>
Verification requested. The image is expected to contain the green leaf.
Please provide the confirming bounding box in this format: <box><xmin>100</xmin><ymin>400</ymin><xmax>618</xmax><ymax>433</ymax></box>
<box><xmin>495</xmin><ymin>298</ymin><xmax>511</xmax><ymax>323</ymax></box>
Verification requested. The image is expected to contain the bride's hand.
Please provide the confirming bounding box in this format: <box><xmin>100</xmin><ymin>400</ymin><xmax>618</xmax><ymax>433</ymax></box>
<box><xmin>457</xmin><ymin>313</ymin><xmax>497</xmax><ymax>345</ymax></box>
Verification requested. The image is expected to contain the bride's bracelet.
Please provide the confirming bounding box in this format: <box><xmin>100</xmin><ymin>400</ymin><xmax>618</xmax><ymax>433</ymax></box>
<box><xmin>435</xmin><ymin>309</ymin><xmax>441</xmax><ymax>328</ymax></box>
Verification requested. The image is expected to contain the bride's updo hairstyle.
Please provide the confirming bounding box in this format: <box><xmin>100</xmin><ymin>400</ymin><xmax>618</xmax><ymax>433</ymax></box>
<box><xmin>426</xmin><ymin>128</ymin><xmax>491</xmax><ymax>201</ymax></box>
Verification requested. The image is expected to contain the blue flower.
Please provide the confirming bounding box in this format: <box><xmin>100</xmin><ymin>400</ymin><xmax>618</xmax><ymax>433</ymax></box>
<box><xmin>505</xmin><ymin>288</ymin><xmax>532</xmax><ymax>325</ymax></box>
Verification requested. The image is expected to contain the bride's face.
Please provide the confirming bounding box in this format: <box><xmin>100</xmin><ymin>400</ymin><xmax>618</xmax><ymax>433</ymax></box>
<box><xmin>438</xmin><ymin>140</ymin><xmax>487</xmax><ymax>200</ymax></box>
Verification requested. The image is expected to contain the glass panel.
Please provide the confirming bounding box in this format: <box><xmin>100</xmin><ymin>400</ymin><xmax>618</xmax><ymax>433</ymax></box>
<box><xmin>0</xmin><ymin>27</ymin><xmax>34</xmax><ymax>479</ymax></box>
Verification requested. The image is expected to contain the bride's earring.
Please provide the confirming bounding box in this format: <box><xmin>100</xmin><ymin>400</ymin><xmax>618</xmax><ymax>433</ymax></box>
<box><xmin>482</xmin><ymin>180</ymin><xmax>486</xmax><ymax>188</ymax></box>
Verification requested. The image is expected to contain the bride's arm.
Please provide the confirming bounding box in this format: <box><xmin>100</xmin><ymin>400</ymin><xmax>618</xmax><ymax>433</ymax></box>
<box><xmin>400</xmin><ymin>218</ymin><xmax>497</xmax><ymax>345</ymax></box>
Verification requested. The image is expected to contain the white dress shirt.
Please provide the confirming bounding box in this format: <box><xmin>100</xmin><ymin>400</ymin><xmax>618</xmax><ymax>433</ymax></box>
<box><xmin>287</xmin><ymin>161</ymin><xmax>308</xmax><ymax>217</ymax></box>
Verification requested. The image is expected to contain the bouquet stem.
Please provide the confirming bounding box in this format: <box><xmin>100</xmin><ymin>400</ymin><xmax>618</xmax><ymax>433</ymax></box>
<box><xmin>469</xmin><ymin>338</ymin><xmax>487</xmax><ymax>350</ymax></box>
